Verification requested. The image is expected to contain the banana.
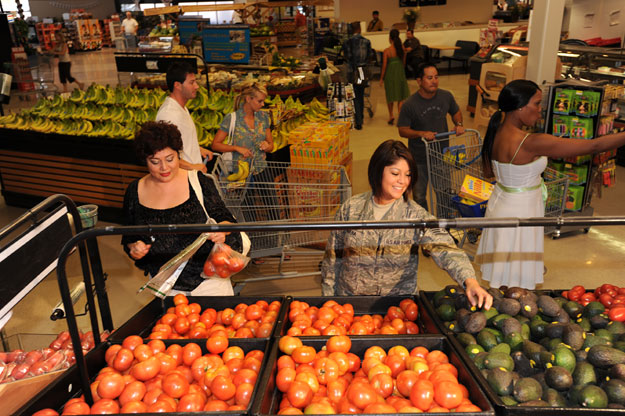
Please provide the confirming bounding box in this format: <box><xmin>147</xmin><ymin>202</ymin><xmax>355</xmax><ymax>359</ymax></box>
<box><xmin>238</xmin><ymin>161</ymin><xmax>249</xmax><ymax>180</ymax></box>
<box><xmin>226</xmin><ymin>164</ymin><xmax>243</xmax><ymax>182</ymax></box>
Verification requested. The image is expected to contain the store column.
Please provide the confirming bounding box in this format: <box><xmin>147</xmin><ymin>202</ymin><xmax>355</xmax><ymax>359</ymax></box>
<box><xmin>526</xmin><ymin>0</ymin><xmax>565</xmax><ymax>85</ymax></box>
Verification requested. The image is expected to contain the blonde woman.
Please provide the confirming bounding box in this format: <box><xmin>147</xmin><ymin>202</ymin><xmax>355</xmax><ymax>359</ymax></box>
<box><xmin>211</xmin><ymin>84</ymin><xmax>273</xmax><ymax>176</ymax></box>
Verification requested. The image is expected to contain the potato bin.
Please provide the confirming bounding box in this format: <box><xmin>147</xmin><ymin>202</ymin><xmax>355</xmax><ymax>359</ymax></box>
<box><xmin>276</xmin><ymin>295</ymin><xmax>441</xmax><ymax>336</ymax></box>
<box><xmin>421</xmin><ymin>287</ymin><xmax>625</xmax><ymax>415</ymax></box>
<box><xmin>16</xmin><ymin>337</ymin><xmax>271</xmax><ymax>415</ymax></box>
<box><xmin>252</xmin><ymin>335</ymin><xmax>494</xmax><ymax>416</ymax></box>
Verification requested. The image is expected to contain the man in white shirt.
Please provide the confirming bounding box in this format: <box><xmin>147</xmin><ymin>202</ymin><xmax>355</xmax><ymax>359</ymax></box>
<box><xmin>156</xmin><ymin>62</ymin><xmax>213</xmax><ymax>172</ymax></box>
<box><xmin>121</xmin><ymin>11</ymin><xmax>139</xmax><ymax>49</ymax></box>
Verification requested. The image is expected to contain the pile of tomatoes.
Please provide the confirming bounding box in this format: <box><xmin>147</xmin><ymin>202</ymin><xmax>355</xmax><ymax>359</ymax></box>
<box><xmin>33</xmin><ymin>335</ymin><xmax>264</xmax><ymax>415</ymax></box>
<box><xmin>561</xmin><ymin>284</ymin><xmax>625</xmax><ymax>321</ymax></box>
<box><xmin>286</xmin><ymin>299</ymin><xmax>420</xmax><ymax>336</ymax></box>
<box><xmin>203</xmin><ymin>244</ymin><xmax>247</xmax><ymax>279</ymax></box>
<box><xmin>275</xmin><ymin>335</ymin><xmax>481</xmax><ymax>414</ymax></box>
<box><xmin>147</xmin><ymin>294</ymin><xmax>281</xmax><ymax>339</ymax></box>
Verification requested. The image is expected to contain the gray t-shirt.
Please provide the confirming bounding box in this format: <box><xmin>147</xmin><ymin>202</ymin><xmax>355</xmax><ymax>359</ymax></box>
<box><xmin>397</xmin><ymin>89</ymin><xmax>459</xmax><ymax>163</ymax></box>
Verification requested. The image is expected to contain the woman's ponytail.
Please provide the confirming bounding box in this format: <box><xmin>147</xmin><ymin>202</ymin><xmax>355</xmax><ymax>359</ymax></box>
<box><xmin>482</xmin><ymin>109</ymin><xmax>503</xmax><ymax>178</ymax></box>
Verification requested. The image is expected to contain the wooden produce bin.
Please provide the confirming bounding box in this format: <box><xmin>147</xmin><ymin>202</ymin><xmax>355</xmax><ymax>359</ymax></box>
<box><xmin>0</xmin><ymin>370</ymin><xmax>64</xmax><ymax>416</ymax></box>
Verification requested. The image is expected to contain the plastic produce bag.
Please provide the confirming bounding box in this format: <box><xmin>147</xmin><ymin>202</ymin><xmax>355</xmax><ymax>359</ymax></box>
<box><xmin>202</xmin><ymin>242</ymin><xmax>250</xmax><ymax>279</ymax></box>
<box><xmin>138</xmin><ymin>233</ymin><xmax>211</xmax><ymax>299</ymax></box>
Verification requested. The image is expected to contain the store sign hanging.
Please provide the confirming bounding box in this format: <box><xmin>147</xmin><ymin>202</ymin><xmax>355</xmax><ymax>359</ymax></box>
<box><xmin>202</xmin><ymin>25</ymin><xmax>250</xmax><ymax>64</ymax></box>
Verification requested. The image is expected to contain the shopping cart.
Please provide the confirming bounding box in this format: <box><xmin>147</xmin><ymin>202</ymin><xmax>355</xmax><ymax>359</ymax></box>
<box><xmin>423</xmin><ymin>129</ymin><xmax>486</xmax><ymax>250</ymax></box>
<box><xmin>423</xmin><ymin>130</ymin><xmax>570</xmax><ymax>250</ymax></box>
<box><xmin>210</xmin><ymin>155</ymin><xmax>352</xmax><ymax>281</ymax></box>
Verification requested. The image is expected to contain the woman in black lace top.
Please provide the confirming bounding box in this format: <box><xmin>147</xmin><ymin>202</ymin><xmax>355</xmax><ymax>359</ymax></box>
<box><xmin>122</xmin><ymin>121</ymin><xmax>243</xmax><ymax>294</ymax></box>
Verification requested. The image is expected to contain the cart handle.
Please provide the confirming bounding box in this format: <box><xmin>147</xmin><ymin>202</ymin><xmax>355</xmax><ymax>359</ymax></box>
<box><xmin>421</xmin><ymin>129</ymin><xmax>481</xmax><ymax>143</ymax></box>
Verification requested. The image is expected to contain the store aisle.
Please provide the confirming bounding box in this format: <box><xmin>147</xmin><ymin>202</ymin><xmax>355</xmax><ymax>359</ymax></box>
<box><xmin>1</xmin><ymin>49</ymin><xmax>625</xmax><ymax>339</ymax></box>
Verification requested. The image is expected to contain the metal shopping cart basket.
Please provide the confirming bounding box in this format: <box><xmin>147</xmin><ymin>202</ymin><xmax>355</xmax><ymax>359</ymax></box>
<box><xmin>211</xmin><ymin>154</ymin><xmax>352</xmax><ymax>260</ymax></box>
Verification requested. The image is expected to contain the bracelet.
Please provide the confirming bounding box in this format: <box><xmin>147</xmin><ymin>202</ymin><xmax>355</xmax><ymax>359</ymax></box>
<box><xmin>455</xmin><ymin>122</ymin><xmax>463</xmax><ymax>127</ymax></box>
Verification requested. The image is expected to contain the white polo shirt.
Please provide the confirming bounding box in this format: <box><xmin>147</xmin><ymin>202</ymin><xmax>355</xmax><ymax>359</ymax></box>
<box><xmin>121</xmin><ymin>18</ymin><xmax>138</xmax><ymax>35</ymax></box>
<box><xmin>155</xmin><ymin>97</ymin><xmax>202</xmax><ymax>165</ymax></box>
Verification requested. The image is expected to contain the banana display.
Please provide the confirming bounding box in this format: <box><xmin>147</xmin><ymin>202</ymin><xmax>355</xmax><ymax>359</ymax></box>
<box><xmin>0</xmin><ymin>83</ymin><xmax>331</xmax><ymax>150</ymax></box>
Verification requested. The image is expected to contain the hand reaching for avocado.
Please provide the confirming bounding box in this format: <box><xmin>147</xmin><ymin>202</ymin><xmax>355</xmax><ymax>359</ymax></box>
<box><xmin>465</xmin><ymin>278</ymin><xmax>493</xmax><ymax>310</ymax></box>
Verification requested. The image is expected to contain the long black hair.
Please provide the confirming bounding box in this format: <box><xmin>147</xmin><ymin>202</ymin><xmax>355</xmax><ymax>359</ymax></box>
<box><xmin>482</xmin><ymin>79</ymin><xmax>540</xmax><ymax>175</ymax></box>
<box><xmin>368</xmin><ymin>140</ymin><xmax>417</xmax><ymax>201</ymax></box>
<box><xmin>389</xmin><ymin>29</ymin><xmax>404</xmax><ymax>61</ymax></box>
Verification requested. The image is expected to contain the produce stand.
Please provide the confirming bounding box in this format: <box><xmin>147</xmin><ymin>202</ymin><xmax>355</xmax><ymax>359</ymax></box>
<box><xmin>113</xmin><ymin>51</ymin><xmax>207</xmax><ymax>88</ymax></box>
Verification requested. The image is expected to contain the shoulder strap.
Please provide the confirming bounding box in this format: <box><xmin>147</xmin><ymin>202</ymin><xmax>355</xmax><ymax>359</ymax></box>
<box><xmin>225</xmin><ymin>112</ymin><xmax>236</xmax><ymax>146</ymax></box>
<box><xmin>187</xmin><ymin>170</ymin><xmax>213</xmax><ymax>223</ymax></box>
<box><xmin>510</xmin><ymin>133</ymin><xmax>531</xmax><ymax>164</ymax></box>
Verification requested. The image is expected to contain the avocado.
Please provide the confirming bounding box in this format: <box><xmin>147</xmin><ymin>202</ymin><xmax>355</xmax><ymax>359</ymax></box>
<box><xmin>542</xmin><ymin>388</ymin><xmax>567</xmax><ymax>407</ymax></box>
<box><xmin>590</xmin><ymin>314</ymin><xmax>609</xmax><ymax>329</ymax></box>
<box><xmin>583</xmin><ymin>333</ymin><xmax>612</xmax><ymax>350</ymax></box>
<box><xmin>587</xmin><ymin>345</ymin><xmax>625</xmax><ymax>368</ymax></box>
<box><xmin>436</xmin><ymin>303</ymin><xmax>456</xmax><ymax>321</ymax></box>
<box><xmin>454</xmin><ymin>294</ymin><xmax>473</xmax><ymax>311</ymax></box>
<box><xmin>517</xmin><ymin>315</ymin><xmax>530</xmax><ymax>325</ymax></box>
<box><xmin>465</xmin><ymin>343</ymin><xmax>486</xmax><ymax>359</ymax></box>
<box><xmin>436</xmin><ymin>295</ymin><xmax>455</xmax><ymax>308</ymax></box>
<box><xmin>577</xmin><ymin>317</ymin><xmax>592</xmax><ymax>332</ymax></box>
<box><xmin>456</xmin><ymin>332</ymin><xmax>477</xmax><ymax>347</ymax></box>
<box><xmin>505</xmin><ymin>287</ymin><xmax>527</xmax><ymax>300</ymax></box>
<box><xmin>554</xmin><ymin>309</ymin><xmax>571</xmax><ymax>323</ymax></box>
<box><xmin>562</xmin><ymin>323</ymin><xmax>585</xmax><ymax>351</ymax></box>
<box><xmin>445</xmin><ymin>320</ymin><xmax>462</xmax><ymax>333</ymax></box>
<box><xmin>432</xmin><ymin>289</ymin><xmax>448</xmax><ymax>306</ymax></box>
<box><xmin>574</xmin><ymin>349</ymin><xmax>588</xmax><ymax>363</ymax></box>
<box><xmin>553</xmin><ymin>296</ymin><xmax>568</xmax><ymax>308</ymax></box>
<box><xmin>511</xmin><ymin>350</ymin><xmax>536</xmax><ymax>377</ymax></box>
<box><xmin>464</xmin><ymin>311</ymin><xmax>487</xmax><ymax>334</ymax></box>
<box><xmin>535</xmin><ymin>350</ymin><xmax>555</xmax><ymax>370</ymax></box>
<box><xmin>445</xmin><ymin>284</ymin><xmax>462</xmax><ymax>297</ymax></box>
<box><xmin>482</xmin><ymin>307</ymin><xmax>499</xmax><ymax>324</ymax></box>
<box><xmin>499</xmin><ymin>298</ymin><xmax>522</xmax><ymax>316</ymax></box>
<box><xmin>547</xmin><ymin>337</ymin><xmax>564</xmax><ymax>351</ymax></box>
<box><xmin>578</xmin><ymin>385</ymin><xmax>608</xmax><ymax>408</ymax></box>
<box><xmin>491</xmin><ymin>313</ymin><xmax>513</xmax><ymax>329</ymax></box>
<box><xmin>500</xmin><ymin>395</ymin><xmax>518</xmax><ymax>406</ymax></box>
<box><xmin>483</xmin><ymin>327</ymin><xmax>504</xmax><ymax>343</ymax></box>
<box><xmin>583</xmin><ymin>301</ymin><xmax>606</xmax><ymax>318</ymax></box>
<box><xmin>537</xmin><ymin>295</ymin><xmax>561</xmax><ymax>317</ymax></box>
<box><xmin>607</xmin><ymin>320</ymin><xmax>625</xmax><ymax>337</ymax></box>
<box><xmin>518</xmin><ymin>399</ymin><xmax>550</xmax><ymax>406</ymax></box>
<box><xmin>513</xmin><ymin>377</ymin><xmax>543</xmax><ymax>403</ymax></box>
<box><xmin>484</xmin><ymin>351</ymin><xmax>515</xmax><ymax>372</ymax></box>
<box><xmin>491</xmin><ymin>343</ymin><xmax>512</xmax><ymax>355</ymax></box>
<box><xmin>604</xmin><ymin>379</ymin><xmax>625</xmax><ymax>405</ymax></box>
<box><xmin>609</xmin><ymin>363</ymin><xmax>625</xmax><ymax>381</ymax></box>
<box><xmin>501</xmin><ymin>318</ymin><xmax>522</xmax><ymax>337</ymax></box>
<box><xmin>455</xmin><ymin>308</ymin><xmax>471</xmax><ymax>329</ymax></box>
<box><xmin>595</xmin><ymin>328</ymin><xmax>614</xmax><ymax>343</ymax></box>
<box><xmin>473</xmin><ymin>351</ymin><xmax>489</xmax><ymax>369</ymax></box>
<box><xmin>488</xmin><ymin>287</ymin><xmax>504</xmax><ymax>300</ymax></box>
<box><xmin>613</xmin><ymin>341</ymin><xmax>625</xmax><ymax>352</ymax></box>
<box><xmin>522</xmin><ymin>291</ymin><xmax>539</xmax><ymax>303</ymax></box>
<box><xmin>544</xmin><ymin>365</ymin><xmax>573</xmax><ymax>391</ymax></box>
<box><xmin>563</xmin><ymin>300</ymin><xmax>584</xmax><ymax>319</ymax></box>
<box><xmin>530</xmin><ymin>319</ymin><xmax>548</xmax><ymax>339</ymax></box>
<box><xmin>553</xmin><ymin>345</ymin><xmax>577</xmax><ymax>373</ymax></box>
<box><xmin>477</xmin><ymin>329</ymin><xmax>499</xmax><ymax>351</ymax></box>
<box><xmin>523</xmin><ymin>340</ymin><xmax>546</xmax><ymax>356</ymax></box>
<box><xmin>505</xmin><ymin>332</ymin><xmax>524</xmax><ymax>352</ymax></box>
<box><xmin>545</xmin><ymin>322</ymin><xmax>566</xmax><ymax>339</ymax></box>
<box><xmin>519</xmin><ymin>299</ymin><xmax>538</xmax><ymax>319</ymax></box>
<box><xmin>572</xmin><ymin>361</ymin><xmax>597</xmax><ymax>386</ymax></box>
<box><xmin>487</xmin><ymin>367</ymin><xmax>514</xmax><ymax>396</ymax></box>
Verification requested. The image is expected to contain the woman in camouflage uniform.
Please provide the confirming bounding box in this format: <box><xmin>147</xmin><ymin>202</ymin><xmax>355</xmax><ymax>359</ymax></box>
<box><xmin>321</xmin><ymin>140</ymin><xmax>492</xmax><ymax>309</ymax></box>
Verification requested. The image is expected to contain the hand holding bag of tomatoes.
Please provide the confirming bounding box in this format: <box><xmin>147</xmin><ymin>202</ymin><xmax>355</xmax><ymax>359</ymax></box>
<box><xmin>561</xmin><ymin>283</ymin><xmax>625</xmax><ymax>322</ymax></box>
<box><xmin>203</xmin><ymin>243</ymin><xmax>249</xmax><ymax>279</ymax></box>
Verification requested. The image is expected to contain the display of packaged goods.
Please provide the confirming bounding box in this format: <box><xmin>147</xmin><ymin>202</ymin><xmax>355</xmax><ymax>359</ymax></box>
<box><xmin>553</xmin><ymin>88</ymin><xmax>574</xmax><ymax>115</ymax></box>
<box><xmin>459</xmin><ymin>174</ymin><xmax>495</xmax><ymax>204</ymax></box>
<box><xmin>288</xmin><ymin>120</ymin><xmax>349</xmax><ymax>166</ymax></box>
<box><xmin>563</xmin><ymin>163</ymin><xmax>588</xmax><ymax>185</ymax></box>
<box><xmin>566</xmin><ymin>184</ymin><xmax>584</xmax><ymax>210</ymax></box>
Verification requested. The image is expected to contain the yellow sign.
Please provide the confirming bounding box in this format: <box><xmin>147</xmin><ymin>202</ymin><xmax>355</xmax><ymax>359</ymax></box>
<box><xmin>231</xmin><ymin>52</ymin><xmax>245</xmax><ymax>60</ymax></box>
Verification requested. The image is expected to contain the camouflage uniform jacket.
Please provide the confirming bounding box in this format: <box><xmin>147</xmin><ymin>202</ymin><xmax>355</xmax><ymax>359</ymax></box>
<box><xmin>321</xmin><ymin>192</ymin><xmax>475</xmax><ymax>296</ymax></box>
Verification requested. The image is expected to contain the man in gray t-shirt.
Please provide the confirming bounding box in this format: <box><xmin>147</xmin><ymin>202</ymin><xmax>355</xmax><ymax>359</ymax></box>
<box><xmin>397</xmin><ymin>63</ymin><xmax>464</xmax><ymax>211</ymax></box>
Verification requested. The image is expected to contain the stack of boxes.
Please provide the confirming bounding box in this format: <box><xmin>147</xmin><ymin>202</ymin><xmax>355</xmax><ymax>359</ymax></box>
<box><xmin>288</xmin><ymin>121</ymin><xmax>349</xmax><ymax>166</ymax></box>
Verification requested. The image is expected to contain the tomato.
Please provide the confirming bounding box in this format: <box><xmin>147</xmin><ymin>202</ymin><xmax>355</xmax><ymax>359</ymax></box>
<box><xmin>346</xmin><ymin>381</ymin><xmax>376</xmax><ymax>409</ymax></box>
<box><xmin>456</xmin><ymin>403</ymin><xmax>482</xmax><ymax>412</ymax></box>
<box><xmin>364</xmin><ymin>346</ymin><xmax>386</xmax><ymax>362</ymax></box>
<box><xmin>130</xmin><ymin>356</ymin><xmax>160</xmax><ymax>381</ymax></box>
<box><xmin>61</xmin><ymin>400</ymin><xmax>90</xmax><ymax>415</ymax></box>
<box><xmin>277</xmin><ymin>367</ymin><xmax>297</xmax><ymax>392</ymax></box>
<box><xmin>235</xmin><ymin>382</ymin><xmax>254</xmax><ymax>406</ymax></box>
<box><xmin>346</xmin><ymin>353</ymin><xmax>361</xmax><ymax>373</ymax></box>
<box><xmin>97</xmin><ymin>372</ymin><xmax>125</xmax><ymax>400</ymax></box>
<box><xmin>161</xmin><ymin>371</ymin><xmax>190</xmax><ymax>398</ymax></box>
<box><xmin>229</xmin><ymin>257</ymin><xmax>245</xmax><ymax>273</ymax></box>
<box><xmin>90</xmin><ymin>398</ymin><xmax>120</xmax><ymax>414</ymax></box>
<box><xmin>118</xmin><ymin>380</ymin><xmax>147</xmax><ymax>406</ymax></box>
<box><xmin>122</xmin><ymin>335</ymin><xmax>143</xmax><ymax>351</ymax></box>
<box><xmin>203</xmin><ymin>260</ymin><xmax>216</xmax><ymax>276</ymax></box>
<box><xmin>32</xmin><ymin>410</ymin><xmax>59</xmax><ymax>416</ymax></box>
<box><xmin>177</xmin><ymin>393</ymin><xmax>206</xmax><ymax>412</ymax></box>
<box><xmin>600</xmin><ymin>293</ymin><xmax>614</xmax><ymax>308</ymax></box>
<box><xmin>233</xmin><ymin>367</ymin><xmax>258</xmax><ymax>386</ymax></box>
<box><xmin>215</xmin><ymin>265</ymin><xmax>232</xmax><ymax>278</ymax></box>
<box><xmin>147</xmin><ymin>399</ymin><xmax>176</xmax><ymax>413</ymax></box>
<box><xmin>212</xmin><ymin>374</ymin><xmax>236</xmax><ymax>400</ymax></box>
<box><xmin>292</xmin><ymin>346</ymin><xmax>317</xmax><ymax>364</ymax></box>
<box><xmin>204</xmin><ymin>399</ymin><xmax>229</xmax><ymax>412</ymax></box>
<box><xmin>287</xmin><ymin>380</ymin><xmax>314</xmax><ymax>408</ymax></box>
<box><xmin>433</xmin><ymin>380</ymin><xmax>463</xmax><ymax>409</ymax></box>
<box><xmin>581</xmin><ymin>292</ymin><xmax>597</xmax><ymax>303</ymax></box>
<box><xmin>326</xmin><ymin>335</ymin><xmax>351</xmax><ymax>354</ymax></box>
<box><xmin>212</xmin><ymin>252</ymin><xmax>230</xmax><ymax>267</ymax></box>
<box><xmin>370</xmin><ymin>373</ymin><xmax>394</xmax><ymax>398</ymax></box>
<box><xmin>396</xmin><ymin>369</ymin><xmax>420</xmax><ymax>397</ymax></box>
<box><xmin>181</xmin><ymin>343</ymin><xmax>202</xmax><ymax>366</ymax></box>
<box><xmin>120</xmin><ymin>400</ymin><xmax>148</xmax><ymax>413</ymax></box>
<box><xmin>609</xmin><ymin>306</ymin><xmax>625</xmax><ymax>322</ymax></box>
<box><xmin>314</xmin><ymin>357</ymin><xmax>340</xmax><ymax>385</ymax></box>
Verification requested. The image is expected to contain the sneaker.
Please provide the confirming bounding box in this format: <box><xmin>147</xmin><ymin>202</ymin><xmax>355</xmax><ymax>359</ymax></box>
<box><xmin>355</xmin><ymin>125</ymin><xmax>362</xmax><ymax>130</ymax></box>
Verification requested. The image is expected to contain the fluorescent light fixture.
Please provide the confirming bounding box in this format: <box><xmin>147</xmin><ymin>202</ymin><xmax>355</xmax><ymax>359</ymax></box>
<box><xmin>557</xmin><ymin>52</ymin><xmax>580</xmax><ymax>58</ymax></box>
<box><xmin>499</xmin><ymin>48</ymin><xmax>521</xmax><ymax>57</ymax></box>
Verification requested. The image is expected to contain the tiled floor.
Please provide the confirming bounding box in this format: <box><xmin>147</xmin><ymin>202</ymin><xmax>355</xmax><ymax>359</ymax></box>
<box><xmin>2</xmin><ymin>49</ymin><xmax>625</xmax><ymax>342</ymax></box>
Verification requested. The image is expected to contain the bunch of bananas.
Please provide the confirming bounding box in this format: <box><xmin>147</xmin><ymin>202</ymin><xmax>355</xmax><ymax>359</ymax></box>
<box><xmin>226</xmin><ymin>160</ymin><xmax>250</xmax><ymax>182</ymax></box>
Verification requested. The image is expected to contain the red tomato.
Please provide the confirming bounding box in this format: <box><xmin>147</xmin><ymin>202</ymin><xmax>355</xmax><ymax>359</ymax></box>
<box><xmin>96</xmin><ymin>372</ymin><xmax>125</xmax><ymax>399</ymax></box>
<box><xmin>182</xmin><ymin>343</ymin><xmax>202</xmax><ymax>366</ymax></box>
<box><xmin>287</xmin><ymin>380</ymin><xmax>314</xmax><ymax>408</ymax></box>
<box><xmin>129</xmin><ymin>356</ymin><xmax>160</xmax><ymax>381</ymax></box>
<box><xmin>89</xmin><ymin>398</ymin><xmax>120</xmax><ymax>414</ymax></box>
<box><xmin>120</xmin><ymin>400</ymin><xmax>148</xmax><ymax>413</ymax></box>
<box><xmin>618</xmin><ymin>287</ymin><xmax>625</xmax><ymax>296</ymax></box>
<box><xmin>207</xmin><ymin>335</ymin><xmax>229</xmax><ymax>354</ymax></box>
<box><xmin>346</xmin><ymin>381</ymin><xmax>376</xmax><ymax>409</ymax></box>
<box><xmin>410</xmin><ymin>378</ymin><xmax>435</xmax><ymax>411</ymax></box>
<box><xmin>216</xmin><ymin>265</ymin><xmax>232</xmax><ymax>278</ymax></box>
<box><xmin>581</xmin><ymin>292</ymin><xmax>597</xmax><ymax>303</ymax></box>
<box><xmin>32</xmin><ymin>410</ymin><xmax>59</xmax><ymax>416</ymax></box>
<box><xmin>212</xmin><ymin>252</ymin><xmax>230</xmax><ymax>267</ymax></box>
<box><xmin>118</xmin><ymin>380</ymin><xmax>147</xmax><ymax>405</ymax></box>
<box><xmin>177</xmin><ymin>393</ymin><xmax>206</xmax><ymax>412</ymax></box>
<box><xmin>600</xmin><ymin>293</ymin><xmax>614</xmax><ymax>308</ymax></box>
<box><xmin>229</xmin><ymin>257</ymin><xmax>245</xmax><ymax>273</ymax></box>
<box><xmin>277</xmin><ymin>367</ymin><xmax>297</xmax><ymax>392</ymax></box>
<box><xmin>203</xmin><ymin>260</ymin><xmax>216</xmax><ymax>276</ymax></box>
<box><xmin>61</xmin><ymin>400</ymin><xmax>90</xmax><ymax>415</ymax></box>
<box><xmin>434</xmin><ymin>380</ymin><xmax>463</xmax><ymax>409</ymax></box>
<box><xmin>162</xmin><ymin>371</ymin><xmax>190</xmax><ymax>398</ymax></box>
<box><xmin>326</xmin><ymin>335</ymin><xmax>351</xmax><ymax>354</ymax></box>
<box><xmin>609</xmin><ymin>306</ymin><xmax>625</xmax><ymax>322</ymax></box>
<box><xmin>211</xmin><ymin>374</ymin><xmax>236</xmax><ymax>401</ymax></box>
<box><xmin>370</xmin><ymin>373</ymin><xmax>394</xmax><ymax>398</ymax></box>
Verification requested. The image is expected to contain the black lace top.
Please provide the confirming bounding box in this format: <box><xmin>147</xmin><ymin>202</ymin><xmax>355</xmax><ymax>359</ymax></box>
<box><xmin>121</xmin><ymin>171</ymin><xmax>242</xmax><ymax>291</ymax></box>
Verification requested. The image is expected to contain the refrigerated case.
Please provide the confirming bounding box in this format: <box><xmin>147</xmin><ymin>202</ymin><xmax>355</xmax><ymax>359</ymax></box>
<box><xmin>558</xmin><ymin>44</ymin><xmax>625</xmax><ymax>83</ymax></box>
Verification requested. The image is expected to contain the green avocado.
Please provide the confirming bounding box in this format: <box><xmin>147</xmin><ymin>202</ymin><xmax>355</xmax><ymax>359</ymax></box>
<box><xmin>572</xmin><ymin>361</ymin><xmax>596</xmax><ymax>386</ymax></box>
<box><xmin>578</xmin><ymin>385</ymin><xmax>608</xmax><ymax>408</ymax></box>
<box><xmin>513</xmin><ymin>377</ymin><xmax>543</xmax><ymax>403</ymax></box>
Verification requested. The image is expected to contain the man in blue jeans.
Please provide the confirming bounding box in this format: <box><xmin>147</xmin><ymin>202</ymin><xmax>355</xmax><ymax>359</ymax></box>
<box><xmin>397</xmin><ymin>62</ymin><xmax>464</xmax><ymax>212</ymax></box>
<box><xmin>342</xmin><ymin>22</ymin><xmax>373</xmax><ymax>130</ymax></box>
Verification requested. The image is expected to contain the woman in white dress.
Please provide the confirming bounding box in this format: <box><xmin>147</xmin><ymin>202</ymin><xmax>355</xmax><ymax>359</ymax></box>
<box><xmin>476</xmin><ymin>80</ymin><xmax>625</xmax><ymax>289</ymax></box>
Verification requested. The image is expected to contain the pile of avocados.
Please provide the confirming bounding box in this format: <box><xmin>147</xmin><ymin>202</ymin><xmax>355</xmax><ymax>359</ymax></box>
<box><xmin>431</xmin><ymin>285</ymin><xmax>625</xmax><ymax>409</ymax></box>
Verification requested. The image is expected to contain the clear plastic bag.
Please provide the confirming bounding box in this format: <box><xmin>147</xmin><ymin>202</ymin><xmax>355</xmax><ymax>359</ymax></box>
<box><xmin>202</xmin><ymin>242</ymin><xmax>250</xmax><ymax>279</ymax></box>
